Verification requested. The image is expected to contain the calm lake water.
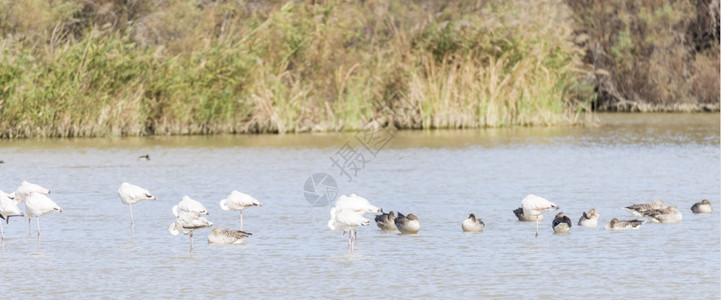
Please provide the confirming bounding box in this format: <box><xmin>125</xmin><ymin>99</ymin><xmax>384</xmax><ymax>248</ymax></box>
<box><xmin>0</xmin><ymin>113</ymin><xmax>718</xmax><ymax>298</ymax></box>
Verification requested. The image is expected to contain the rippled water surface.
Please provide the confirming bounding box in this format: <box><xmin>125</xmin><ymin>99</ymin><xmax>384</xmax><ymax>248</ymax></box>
<box><xmin>0</xmin><ymin>113</ymin><xmax>718</xmax><ymax>298</ymax></box>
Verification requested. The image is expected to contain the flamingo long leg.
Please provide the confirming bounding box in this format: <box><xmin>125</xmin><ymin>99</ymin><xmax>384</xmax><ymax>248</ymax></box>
<box><xmin>347</xmin><ymin>231</ymin><xmax>353</xmax><ymax>253</ymax></box>
<box><xmin>189</xmin><ymin>232</ymin><xmax>194</xmax><ymax>252</ymax></box>
<box><xmin>129</xmin><ymin>204</ymin><xmax>135</xmax><ymax>228</ymax></box>
<box><xmin>240</xmin><ymin>211</ymin><xmax>244</xmax><ymax>231</ymax></box>
<box><xmin>36</xmin><ymin>217</ymin><xmax>41</xmax><ymax>238</ymax></box>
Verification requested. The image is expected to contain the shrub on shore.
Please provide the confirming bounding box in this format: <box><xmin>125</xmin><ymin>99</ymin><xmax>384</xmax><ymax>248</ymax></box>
<box><xmin>0</xmin><ymin>0</ymin><xmax>589</xmax><ymax>137</ymax></box>
<box><xmin>0</xmin><ymin>0</ymin><xmax>716</xmax><ymax>138</ymax></box>
<box><xmin>568</xmin><ymin>0</ymin><xmax>720</xmax><ymax>111</ymax></box>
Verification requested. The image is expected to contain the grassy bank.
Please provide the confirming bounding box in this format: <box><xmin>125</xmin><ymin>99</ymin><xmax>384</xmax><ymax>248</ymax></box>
<box><xmin>0</xmin><ymin>0</ymin><xmax>588</xmax><ymax>137</ymax></box>
<box><xmin>0</xmin><ymin>1</ymin><xmax>716</xmax><ymax>138</ymax></box>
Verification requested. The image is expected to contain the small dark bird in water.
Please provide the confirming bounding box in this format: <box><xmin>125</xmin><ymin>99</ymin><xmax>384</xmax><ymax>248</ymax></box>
<box><xmin>138</xmin><ymin>154</ymin><xmax>150</xmax><ymax>161</ymax></box>
<box><xmin>0</xmin><ymin>160</ymin><xmax>4</xmax><ymax>163</ymax></box>
<box><xmin>375</xmin><ymin>210</ymin><xmax>397</xmax><ymax>232</ymax></box>
<box><xmin>552</xmin><ymin>212</ymin><xmax>572</xmax><ymax>234</ymax></box>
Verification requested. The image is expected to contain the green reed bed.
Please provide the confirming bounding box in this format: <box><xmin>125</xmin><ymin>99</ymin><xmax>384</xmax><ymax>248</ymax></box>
<box><xmin>1</xmin><ymin>0</ymin><xmax>594</xmax><ymax>137</ymax></box>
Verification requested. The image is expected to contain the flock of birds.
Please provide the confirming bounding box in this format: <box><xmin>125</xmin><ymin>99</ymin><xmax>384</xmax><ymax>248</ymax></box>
<box><xmin>125</xmin><ymin>154</ymin><xmax>262</xmax><ymax>250</ymax></box>
<box><xmin>0</xmin><ymin>179</ymin><xmax>263</xmax><ymax>252</ymax></box>
<box><xmin>0</xmin><ymin>166</ymin><xmax>713</xmax><ymax>253</ymax></box>
<box><xmin>326</xmin><ymin>193</ymin><xmax>712</xmax><ymax>252</ymax></box>
<box><xmin>0</xmin><ymin>181</ymin><xmax>61</xmax><ymax>239</ymax></box>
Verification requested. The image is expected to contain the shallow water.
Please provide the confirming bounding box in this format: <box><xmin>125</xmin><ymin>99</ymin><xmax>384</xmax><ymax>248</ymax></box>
<box><xmin>0</xmin><ymin>113</ymin><xmax>718</xmax><ymax>298</ymax></box>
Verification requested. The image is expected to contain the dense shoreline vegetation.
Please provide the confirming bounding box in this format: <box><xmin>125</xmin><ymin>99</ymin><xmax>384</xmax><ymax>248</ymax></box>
<box><xmin>569</xmin><ymin>0</ymin><xmax>719</xmax><ymax>112</ymax></box>
<box><xmin>0</xmin><ymin>0</ymin><xmax>717</xmax><ymax>138</ymax></box>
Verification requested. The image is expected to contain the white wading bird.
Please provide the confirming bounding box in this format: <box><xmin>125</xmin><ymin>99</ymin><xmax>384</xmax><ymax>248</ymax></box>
<box><xmin>14</xmin><ymin>181</ymin><xmax>51</xmax><ymax>236</ymax></box>
<box><xmin>169</xmin><ymin>211</ymin><xmax>213</xmax><ymax>252</ymax></box>
<box><xmin>521</xmin><ymin>194</ymin><xmax>558</xmax><ymax>239</ymax></box>
<box><xmin>219</xmin><ymin>190</ymin><xmax>262</xmax><ymax>231</ymax></box>
<box><xmin>25</xmin><ymin>193</ymin><xmax>62</xmax><ymax>239</ymax></box>
<box><xmin>328</xmin><ymin>194</ymin><xmax>381</xmax><ymax>252</ymax></box>
<box><xmin>117</xmin><ymin>183</ymin><xmax>157</xmax><ymax>228</ymax></box>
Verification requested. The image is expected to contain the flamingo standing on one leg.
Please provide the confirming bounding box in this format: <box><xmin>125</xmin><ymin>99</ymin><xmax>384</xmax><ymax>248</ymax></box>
<box><xmin>169</xmin><ymin>211</ymin><xmax>213</xmax><ymax>252</ymax></box>
<box><xmin>169</xmin><ymin>196</ymin><xmax>211</xmax><ymax>252</ymax></box>
<box><xmin>327</xmin><ymin>194</ymin><xmax>381</xmax><ymax>252</ymax></box>
<box><xmin>117</xmin><ymin>182</ymin><xmax>157</xmax><ymax>228</ymax></box>
<box><xmin>25</xmin><ymin>193</ymin><xmax>62</xmax><ymax>239</ymax></box>
<box><xmin>328</xmin><ymin>207</ymin><xmax>370</xmax><ymax>252</ymax></box>
<box><xmin>521</xmin><ymin>194</ymin><xmax>558</xmax><ymax>239</ymax></box>
<box><xmin>13</xmin><ymin>181</ymin><xmax>51</xmax><ymax>236</ymax></box>
<box><xmin>219</xmin><ymin>190</ymin><xmax>262</xmax><ymax>231</ymax></box>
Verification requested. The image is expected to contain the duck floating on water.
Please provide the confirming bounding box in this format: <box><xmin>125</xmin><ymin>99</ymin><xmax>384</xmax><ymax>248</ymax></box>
<box><xmin>552</xmin><ymin>212</ymin><xmax>571</xmax><ymax>234</ymax></box>
<box><xmin>207</xmin><ymin>227</ymin><xmax>252</xmax><ymax>245</ymax></box>
<box><xmin>604</xmin><ymin>218</ymin><xmax>645</xmax><ymax>230</ymax></box>
<box><xmin>395</xmin><ymin>212</ymin><xmax>420</xmax><ymax>234</ymax></box>
<box><xmin>578</xmin><ymin>208</ymin><xmax>599</xmax><ymax>228</ymax></box>
<box><xmin>643</xmin><ymin>206</ymin><xmax>682</xmax><ymax>224</ymax></box>
<box><xmin>375</xmin><ymin>210</ymin><xmax>397</xmax><ymax>232</ymax></box>
<box><xmin>462</xmin><ymin>213</ymin><xmax>484</xmax><ymax>233</ymax></box>
<box><xmin>691</xmin><ymin>199</ymin><xmax>712</xmax><ymax>214</ymax></box>
<box><xmin>624</xmin><ymin>200</ymin><xmax>665</xmax><ymax>217</ymax></box>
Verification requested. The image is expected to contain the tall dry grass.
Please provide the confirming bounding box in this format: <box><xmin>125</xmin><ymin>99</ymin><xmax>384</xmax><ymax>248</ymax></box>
<box><xmin>0</xmin><ymin>0</ymin><xmax>591</xmax><ymax>137</ymax></box>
